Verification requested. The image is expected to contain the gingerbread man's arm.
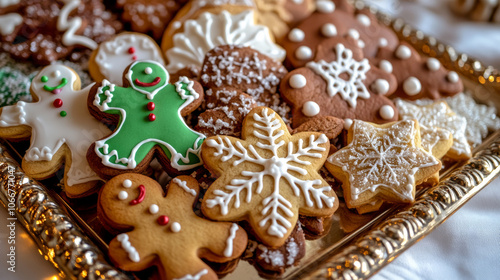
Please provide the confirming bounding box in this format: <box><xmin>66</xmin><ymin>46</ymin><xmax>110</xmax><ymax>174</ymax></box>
<box><xmin>91</xmin><ymin>79</ymin><xmax>139</xmax><ymax>114</ymax></box>
<box><xmin>175</xmin><ymin>76</ymin><xmax>204</xmax><ymax>116</ymax></box>
<box><xmin>0</xmin><ymin>102</ymin><xmax>32</xmax><ymax>139</ymax></box>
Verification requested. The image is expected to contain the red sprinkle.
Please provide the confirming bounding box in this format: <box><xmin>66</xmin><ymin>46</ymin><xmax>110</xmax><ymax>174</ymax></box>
<box><xmin>53</xmin><ymin>99</ymin><xmax>63</xmax><ymax>108</ymax></box>
<box><xmin>132</xmin><ymin>55</ymin><xmax>137</xmax><ymax>60</ymax></box>
<box><xmin>147</xmin><ymin>102</ymin><xmax>155</xmax><ymax>111</ymax></box>
<box><xmin>157</xmin><ymin>215</ymin><xmax>169</xmax><ymax>226</ymax></box>
<box><xmin>129</xmin><ymin>185</ymin><xmax>146</xmax><ymax>205</ymax></box>
<box><xmin>148</xmin><ymin>113</ymin><xmax>156</xmax><ymax>122</ymax></box>
<box><xmin>128</xmin><ymin>47</ymin><xmax>135</xmax><ymax>54</ymax></box>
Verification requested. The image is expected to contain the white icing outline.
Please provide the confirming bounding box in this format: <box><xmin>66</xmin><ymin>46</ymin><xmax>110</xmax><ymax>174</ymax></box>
<box><xmin>57</xmin><ymin>0</ymin><xmax>97</xmax><ymax>49</ymax></box>
<box><xmin>173</xmin><ymin>269</ymin><xmax>209</xmax><ymax>280</ymax></box>
<box><xmin>223</xmin><ymin>223</ymin><xmax>239</xmax><ymax>257</ymax></box>
<box><xmin>126</xmin><ymin>60</ymin><xmax>169</xmax><ymax>100</ymax></box>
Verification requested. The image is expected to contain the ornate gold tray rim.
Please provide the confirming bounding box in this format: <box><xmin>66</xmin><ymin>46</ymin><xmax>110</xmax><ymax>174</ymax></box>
<box><xmin>1</xmin><ymin>1</ymin><xmax>500</xmax><ymax>279</ymax></box>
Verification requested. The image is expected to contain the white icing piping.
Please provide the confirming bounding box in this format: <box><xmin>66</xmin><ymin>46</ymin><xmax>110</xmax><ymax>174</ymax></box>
<box><xmin>57</xmin><ymin>0</ymin><xmax>98</xmax><ymax>49</ymax></box>
<box><xmin>173</xmin><ymin>269</ymin><xmax>209</xmax><ymax>280</ymax></box>
<box><xmin>172</xmin><ymin>178</ymin><xmax>196</xmax><ymax>196</ymax></box>
<box><xmin>116</xmin><ymin>233</ymin><xmax>140</xmax><ymax>263</ymax></box>
<box><xmin>223</xmin><ymin>223</ymin><xmax>239</xmax><ymax>257</ymax></box>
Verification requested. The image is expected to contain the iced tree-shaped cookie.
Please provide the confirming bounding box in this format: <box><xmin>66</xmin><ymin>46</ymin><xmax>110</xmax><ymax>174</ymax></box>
<box><xmin>88</xmin><ymin>61</ymin><xmax>205</xmax><ymax>179</ymax></box>
<box><xmin>99</xmin><ymin>174</ymin><xmax>248</xmax><ymax>280</ymax></box>
<box><xmin>0</xmin><ymin>64</ymin><xmax>110</xmax><ymax>197</ymax></box>
<box><xmin>201</xmin><ymin>107</ymin><xmax>338</xmax><ymax>247</ymax></box>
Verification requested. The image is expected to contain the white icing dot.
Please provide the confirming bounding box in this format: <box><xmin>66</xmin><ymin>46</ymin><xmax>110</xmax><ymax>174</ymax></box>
<box><xmin>395</xmin><ymin>45</ymin><xmax>412</xmax><ymax>60</ymax></box>
<box><xmin>144</xmin><ymin>67</ymin><xmax>153</xmax><ymax>74</ymax></box>
<box><xmin>172</xmin><ymin>21</ymin><xmax>181</xmax><ymax>30</ymax></box>
<box><xmin>344</xmin><ymin>118</ymin><xmax>353</xmax><ymax>130</ymax></box>
<box><xmin>118</xmin><ymin>191</ymin><xmax>128</xmax><ymax>200</ymax></box>
<box><xmin>379</xmin><ymin>105</ymin><xmax>395</xmax><ymax>120</ymax></box>
<box><xmin>289</xmin><ymin>74</ymin><xmax>307</xmax><ymax>89</ymax></box>
<box><xmin>379</xmin><ymin>60</ymin><xmax>393</xmax><ymax>73</ymax></box>
<box><xmin>321</xmin><ymin>23</ymin><xmax>337</xmax><ymax>37</ymax></box>
<box><xmin>149</xmin><ymin>204</ymin><xmax>159</xmax><ymax>214</ymax></box>
<box><xmin>53</xmin><ymin>70</ymin><xmax>61</xmax><ymax>78</ymax></box>
<box><xmin>122</xmin><ymin>179</ymin><xmax>132</xmax><ymax>188</ymax></box>
<box><xmin>295</xmin><ymin>46</ymin><xmax>312</xmax><ymax>60</ymax></box>
<box><xmin>403</xmin><ymin>77</ymin><xmax>422</xmax><ymax>96</ymax></box>
<box><xmin>171</xmin><ymin>222</ymin><xmax>181</xmax><ymax>233</ymax></box>
<box><xmin>358</xmin><ymin>40</ymin><xmax>365</xmax><ymax>49</ymax></box>
<box><xmin>426</xmin><ymin>58</ymin><xmax>441</xmax><ymax>71</ymax></box>
<box><xmin>288</xmin><ymin>28</ymin><xmax>305</xmax><ymax>42</ymax></box>
<box><xmin>447</xmin><ymin>71</ymin><xmax>459</xmax><ymax>83</ymax></box>
<box><xmin>356</xmin><ymin>14</ymin><xmax>371</xmax><ymax>26</ymax></box>
<box><xmin>372</xmin><ymin>79</ymin><xmax>390</xmax><ymax>95</ymax></box>
<box><xmin>316</xmin><ymin>0</ymin><xmax>335</xmax><ymax>13</ymax></box>
<box><xmin>302</xmin><ymin>101</ymin><xmax>320</xmax><ymax>117</ymax></box>
<box><xmin>379</xmin><ymin>38</ymin><xmax>388</xmax><ymax>47</ymax></box>
<box><xmin>347</xmin><ymin>29</ymin><xmax>360</xmax><ymax>40</ymax></box>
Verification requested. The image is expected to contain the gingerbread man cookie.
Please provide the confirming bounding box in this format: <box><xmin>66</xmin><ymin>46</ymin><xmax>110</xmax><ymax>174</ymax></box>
<box><xmin>201</xmin><ymin>107</ymin><xmax>338</xmax><ymax>247</ymax></box>
<box><xmin>325</xmin><ymin>119</ymin><xmax>441</xmax><ymax>211</ymax></box>
<box><xmin>0</xmin><ymin>64</ymin><xmax>110</xmax><ymax>197</ymax></box>
<box><xmin>372</xmin><ymin>42</ymin><xmax>464</xmax><ymax>100</ymax></box>
<box><xmin>89</xmin><ymin>32</ymin><xmax>165</xmax><ymax>85</ymax></box>
<box><xmin>99</xmin><ymin>174</ymin><xmax>248</xmax><ymax>280</ymax></box>
<box><xmin>280</xmin><ymin>37</ymin><xmax>398</xmax><ymax>128</ymax></box>
<box><xmin>88</xmin><ymin>61</ymin><xmax>205</xmax><ymax>179</ymax></box>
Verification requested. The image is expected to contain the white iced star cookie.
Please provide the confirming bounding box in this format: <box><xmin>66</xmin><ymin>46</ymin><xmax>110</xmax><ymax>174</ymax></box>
<box><xmin>395</xmin><ymin>99</ymin><xmax>471</xmax><ymax>160</ymax></box>
<box><xmin>325</xmin><ymin>119</ymin><xmax>441</xmax><ymax>211</ymax></box>
<box><xmin>201</xmin><ymin>107</ymin><xmax>338</xmax><ymax>247</ymax></box>
<box><xmin>0</xmin><ymin>64</ymin><xmax>110</xmax><ymax>198</ymax></box>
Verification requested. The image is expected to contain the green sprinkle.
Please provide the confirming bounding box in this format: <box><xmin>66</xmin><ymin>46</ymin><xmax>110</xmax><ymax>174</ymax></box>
<box><xmin>41</xmin><ymin>75</ymin><xmax>48</xmax><ymax>82</ymax></box>
<box><xmin>60</xmin><ymin>111</ymin><xmax>67</xmax><ymax>117</ymax></box>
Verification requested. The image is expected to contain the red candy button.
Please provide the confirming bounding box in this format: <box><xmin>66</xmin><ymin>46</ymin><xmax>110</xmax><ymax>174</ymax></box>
<box><xmin>148</xmin><ymin>113</ymin><xmax>156</xmax><ymax>122</ymax></box>
<box><xmin>53</xmin><ymin>99</ymin><xmax>63</xmax><ymax>108</ymax></box>
<box><xmin>157</xmin><ymin>215</ymin><xmax>169</xmax><ymax>226</ymax></box>
<box><xmin>147</xmin><ymin>102</ymin><xmax>155</xmax><ymax>111</ymax></box>
<box><xmin>128</xmin><ymin>47</ymin><xmax>135</xmax><ymax>54</ymax></box>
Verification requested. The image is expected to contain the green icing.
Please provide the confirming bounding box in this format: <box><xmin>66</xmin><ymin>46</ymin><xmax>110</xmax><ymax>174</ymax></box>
<box><xmin>0</xmin><ymin>67</ymin><xmax>34</xmax><ymax>107</ymax></box>
<box><xmin>94</xmin><ymin>61</ymin><xmax>204</xmax><ymax>171</ymax></box>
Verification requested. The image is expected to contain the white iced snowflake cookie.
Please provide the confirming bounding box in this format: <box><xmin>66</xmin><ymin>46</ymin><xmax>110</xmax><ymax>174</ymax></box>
<box><xmin>90</xmin><ymin>32</ymin><xmax>165</xmax><ymax>85</ymax></box>
<box><xmin>201</xmin><ymin>106</ymin><xmax>338</xmax><ymax>247</ymax></box>
<box><xmin>325</xmin><ymin>119</ymin><xmax>441</xmax><ymax>211</ymax></box>
<box><xmin>163</xmin><ymin>10</ymin><xmax>286</xmax><ymax>73</ymax></box>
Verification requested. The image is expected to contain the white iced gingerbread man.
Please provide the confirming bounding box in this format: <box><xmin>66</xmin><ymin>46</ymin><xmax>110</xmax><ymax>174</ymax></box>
<box><xmin>0</xmin><ymin>64</ymin><xmax>110</xmax><ymax>197</ymax></box>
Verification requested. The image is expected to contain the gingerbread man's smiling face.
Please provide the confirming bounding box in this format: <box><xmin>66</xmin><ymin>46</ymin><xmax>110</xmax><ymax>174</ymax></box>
<box><xmin>32</xmin><ymin>65</ymin><xmax>80</xmax><ymax>97</ymax></box>
<box><xmin>126</xmin><ymin>61</ymin><xmax>168</xmax><ymax>98</ymax></box>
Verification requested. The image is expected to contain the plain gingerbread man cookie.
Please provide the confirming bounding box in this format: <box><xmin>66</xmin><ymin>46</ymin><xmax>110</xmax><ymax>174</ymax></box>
<box><xmin>0</xmin><ymin>64</ymin><xmax>110</xmax><ymax>197</ymax></box>
<box><xmin>98</xmin><ymin>174</ymin><xmax>248</xmax><ymax>280</ymax></box>
<box><xmin>88</xmin><ymin>60</ymin><xmax>206</xmax><ymax>179</ymax></box>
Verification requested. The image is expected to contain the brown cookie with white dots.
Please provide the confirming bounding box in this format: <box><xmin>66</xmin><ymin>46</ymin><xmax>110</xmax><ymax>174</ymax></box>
<box><xmin>372</xmin><ymin>42</ymin><xmax>464</xmax><ymax>100</ymax></box>
<box><xmin>280</xmin><ymin>37</ymin><xmax>398</xmax><ymax>128</ymax></box>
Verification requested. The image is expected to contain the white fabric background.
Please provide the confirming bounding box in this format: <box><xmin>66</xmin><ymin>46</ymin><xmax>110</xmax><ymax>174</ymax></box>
<box><xmin>1</xmin><ymin>1</ymin><xmax>500</xmax><ymax>279</ymax></box>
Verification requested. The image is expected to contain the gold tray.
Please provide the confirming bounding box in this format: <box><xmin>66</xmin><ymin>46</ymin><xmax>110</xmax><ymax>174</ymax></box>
<box><xmin>1</xmin><ymin>1</ymin><xmax>500</xmax><ymax>279</ymax></box>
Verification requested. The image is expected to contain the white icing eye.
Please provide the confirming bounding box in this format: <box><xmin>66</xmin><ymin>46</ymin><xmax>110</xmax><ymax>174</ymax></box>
<box><xmin>348</xmin><ymin>29</ymin><xmax>360</xmax><ymax>40</ymax></box>
<box><xmin>316</xmin><ymin>0</ymin><xmax>335</xmax><ymax>13</ymax></box>
<box><xmin>289</xmin><ymin>74</ymin><xmax>307</xmax><ymax>89</ymax></box>
<box><xmin>358</xmin><ymin>40</ymin><xmax>365</xmax><ymax>49</ymax></box>
<box><xmin>395</xmin><ymin>45</ymin><xmax>412</xmax><ymax>60</ymax></box>
<box><xmin>149</xmin><ymin>204</ymin><xmax>159</xmax><ymax>214</ymax></box>
<box><xmin>171</xmin><ymin>222</ymin><xmax>181</xmax><ymax>233</ymax></box>
<box><xmin>356</xmin><ymin>14</ymin><xmax>371</xmax><ymax>26</ymax></box>
<box><xmin>295</xmin><ymin>46</ymin><xmax>312</xmax><ymax>60</ymax></box>
<box><xmin>144</xmin><ymin>67</ymin><xmax>153</xmax><ymax>74</ymax></box>
<box><xmin>403</xmin><ymin>77</ymin><xmax>422</xmax><ymax>96</ymax></box>
<box><xmin>122</xmin><ymin>179</ymin><xmax>132</xmax><ymax>188</ymax></box>
<box><xmin>118</xmin><ymin>191</ymin><xmax>128</xmax><ymax>200</ymax></box>
<box><xmin>53</xmin><ymin>70</ymin><xmax>61</xmax><ymax>78</ymax></box>
<box><xmin>379</xmin><ymin>105</ymin><xmax>395</xmax><ymax>120</ymax></box>
<box><xmin>372</xmin><ymin>79</ymin><xmax>390</xmax><ymax>95</ymax></box>
<box><xmin>447</xmin><ymin>71</ymin><xmax>459</xmax><ymax>83</ymax></box>
<box><xmin>344</xmin><ymin>118</ymin><xmax>353</xmax><ymax>130</ymax></box>
<box><xmin>379</xmin><ymin>38</ymin><xmax>388</xmax><ymax>47</ymax></box>
<box><xmin>379</xmin><ymin>60</ymin><xmax>393</xmax><ymax>73</ymax></box>
<box><xmin>288</xmin><ymin>28</ymin><xmax>305</xmax><ymax>42</ymax></box>
<box><xmin>302</xmin><ymin>101</ymin><xmax>320</xmax><ymax>117</ymax></box>
<box><xmin>321</xmin><ymin>23</ymin><xmax>337</xmax><ymax>37</ymax></box>
<box><xmin>426</xmin><ymin>58</ymin><xmax>441</xmax><ymax>71</ymax></box>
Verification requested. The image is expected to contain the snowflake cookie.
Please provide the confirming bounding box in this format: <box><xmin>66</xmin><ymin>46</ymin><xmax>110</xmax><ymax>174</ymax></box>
<box><xmin>395</xmin><ymin>99</ymin><xmax>471</xmax><ymax>160</ymax></box>
<box><xmin>99</xmin><ymin>174</ymin><xmax>248</xmax><ymax>280</ymax></box>
<box><xmin>280</xmin><ymin>37</ymin><xmax>398</xmax><ymax>128</ymax></box>
<box><xmin>326</xmin><ymin>119</ymin><xmax>441</xmax><ymax>211</ymax></box>
<box><xmin>372</xmin><ymin>42</ymin><xmax>463</xmax><ymax>100</ymax></box>
<box><xmin>201</xmin><ymin>107</ymin><xmax>339</xmax><ymax>247</ymax></box>
<box><xmin>88</xmin><ymin>61</ymin><xmax>205</xmax><ymax>179</ymax></box>
<box><xmin>0</xmin><ymin>64</ymin><xmax>110</xmax><ymax>197</ymax></box>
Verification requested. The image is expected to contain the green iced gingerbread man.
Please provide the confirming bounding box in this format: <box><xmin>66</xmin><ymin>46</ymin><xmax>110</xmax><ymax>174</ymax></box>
<box><xmin>91</xmin><ymin>61</ymin><xmax>205</xmax><ymax>172</ymax></box>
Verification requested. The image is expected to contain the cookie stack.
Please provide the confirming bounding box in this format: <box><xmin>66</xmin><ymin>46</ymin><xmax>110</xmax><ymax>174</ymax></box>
<box><xmin>1</xmin><ymin>0</ymin><xmax>499</xmax><ymax>279</ymax></box>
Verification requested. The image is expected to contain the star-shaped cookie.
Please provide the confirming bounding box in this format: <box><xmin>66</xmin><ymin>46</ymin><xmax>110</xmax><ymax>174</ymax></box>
<box><xmin>325</xmin><ymin>119</ymin><xmax>441</xmax><ymax>210</ymax></box>
<box><xmin>201</xmin><ymin>107</ymin><xmax>338</xmax><ymax>247</ymax></box>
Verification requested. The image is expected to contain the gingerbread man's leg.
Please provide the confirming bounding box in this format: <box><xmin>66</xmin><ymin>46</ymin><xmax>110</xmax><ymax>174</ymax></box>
<box><xmin>157</xmin><ymin>253</ymin><xmax>218</xmax><ymax>280</ymax></box>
